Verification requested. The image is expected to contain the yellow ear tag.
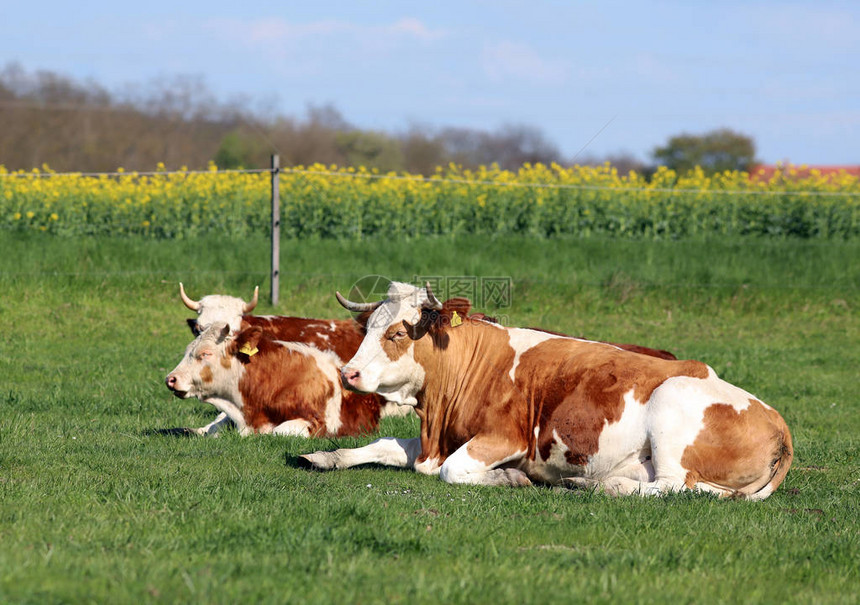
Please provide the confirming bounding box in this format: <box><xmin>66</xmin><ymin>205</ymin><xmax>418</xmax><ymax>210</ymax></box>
<box><xmin>239</xmin><ymin>344</ymin><xmax>259</xmax><ymax>357</ymax></box>
<box><xmin>450</xmin><ymin>311</ymin><xmax>463</xmax><ymax>327</ymax></box>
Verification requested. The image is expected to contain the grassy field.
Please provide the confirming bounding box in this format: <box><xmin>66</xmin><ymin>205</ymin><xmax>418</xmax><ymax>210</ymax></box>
<box><xmin>0</xmin><ymin>232</ymin><xmax>858</xmax><ymax>604</ymax></box>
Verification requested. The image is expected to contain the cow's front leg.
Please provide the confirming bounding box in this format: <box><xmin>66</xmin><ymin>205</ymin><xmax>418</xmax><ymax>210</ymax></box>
<box><xmin>193</xmin><ymin>411</ymin><xmax>232</xmax><ymax>436</ymax></box>
<box><xmin>199</xmin><ymin>397</ymin><xmax>247</xmax><ymax>435</ymax></box>
<box><xmin>298</xmin><ymin>437</ymin><xmax>422</xmax><ymax>471</ymax></box>
<box><xmin>439</xmin><ymin>437</ymin><xmax>532</xmax><ymax>487</ymax></box>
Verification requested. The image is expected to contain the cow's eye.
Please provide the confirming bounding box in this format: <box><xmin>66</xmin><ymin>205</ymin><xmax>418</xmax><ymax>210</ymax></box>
<box><xmin>391</xmin><ymin>330</ymin><xmax>407</xmax><ymax>340</ymax></box>
<box><xmin>199</xmin><ymin>350</ymin><xmax>214</xmax><ymax>360</ymax></box>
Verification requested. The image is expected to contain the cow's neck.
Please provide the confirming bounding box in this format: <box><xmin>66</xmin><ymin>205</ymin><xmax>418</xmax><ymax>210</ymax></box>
<box><xmin>412</xmin><ymin>321</ymin><xmax>521</xmax><ymax>456</ymax></box>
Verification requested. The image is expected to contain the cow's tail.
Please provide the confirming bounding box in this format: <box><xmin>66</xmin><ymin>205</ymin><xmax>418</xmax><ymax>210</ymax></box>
<box><xmin>745</xmin><ymin>418</ymin><xmax>794</xmax><ymax>501</ymax></box>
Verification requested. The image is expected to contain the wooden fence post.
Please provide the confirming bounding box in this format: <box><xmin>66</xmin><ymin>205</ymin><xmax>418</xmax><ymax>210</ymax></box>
<box><xmin>270</xmin><ymin>154</ymin><xmax>280</xmax><ymax>307</ymax></box>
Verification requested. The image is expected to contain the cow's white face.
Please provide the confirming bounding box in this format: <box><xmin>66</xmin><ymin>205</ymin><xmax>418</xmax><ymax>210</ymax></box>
<box><xmin>165</xmin><ymin>322</ymin><xmax>242</xmax><ymax>401</ymax></box>
<box><xmin>189</xmin><ymin>295</ymin><xmax>248</xmax><ymax>335</ymax></box>
<box><xmin>341</xmin><ymin>282</ymin><xmax>429</xmax><ymax>406</ymax></box>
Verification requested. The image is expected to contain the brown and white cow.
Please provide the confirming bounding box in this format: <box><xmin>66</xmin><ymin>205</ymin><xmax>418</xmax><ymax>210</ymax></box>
<box><xmin>177</xmin><ymin>283</ymin><xmax>410</xmax><ymax>434</ymax></box>
<box><xmin>165</xmin><ymin>322</ymin><xmax>383</xmax><ymax>437</ymax></box>
<box><xmin>300</xmin><ymin>282</ymin><xmax>793</xmax><ymax>499</ymax></box>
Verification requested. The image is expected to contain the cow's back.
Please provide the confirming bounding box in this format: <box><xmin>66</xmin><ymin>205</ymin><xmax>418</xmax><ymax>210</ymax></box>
<box><xmin>241</xmin><ymin>315</ymin><xmax>364</xmax><ymax>361</ymax></box>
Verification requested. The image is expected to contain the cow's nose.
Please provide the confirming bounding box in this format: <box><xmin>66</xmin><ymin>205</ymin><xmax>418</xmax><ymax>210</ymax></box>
<box><xmin>341</xmin><ymin>366</ymin><xmax>361</xmax><ymax>387</ymax></box>
<box><xmin>165</xmin><ymin>374</ymin><xmax>177</xmax><ymax>390</ymax></box>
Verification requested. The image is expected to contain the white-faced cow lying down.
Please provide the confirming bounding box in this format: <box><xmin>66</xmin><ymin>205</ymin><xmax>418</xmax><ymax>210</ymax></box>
<box><xmin>165</xmin><ymin>322</ymin><xmax>384</xmax><ymax>437</ymax></box>
<box><xmin>299</xmin><ymin>282</ymin><xmax>793</xmax><ymax>499</ymax></box>
<box><xmin>177</xmin><ymin>283</ymin><xmax>410</xmax><ymax>434</ymax></box>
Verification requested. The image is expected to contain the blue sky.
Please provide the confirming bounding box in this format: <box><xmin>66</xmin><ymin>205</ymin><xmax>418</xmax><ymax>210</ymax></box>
<box><xmin>2</xmin><ymin>0</ymin><xmax>857</xmax><ymax>164</ymax></box>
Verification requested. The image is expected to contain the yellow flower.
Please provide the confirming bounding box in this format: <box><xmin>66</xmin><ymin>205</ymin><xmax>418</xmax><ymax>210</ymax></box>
<box><xmin>26</xmin><ymin>211</ymin><xmax>35</xmax><ymax>219</ymax></box>
<box><xmin>50</xmin><ymin>213</ymin><xmax>59</xmax><ymax>221</ymax></box>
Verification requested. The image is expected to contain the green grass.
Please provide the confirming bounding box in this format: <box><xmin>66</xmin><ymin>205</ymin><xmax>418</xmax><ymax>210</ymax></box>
<box><xmin>0</xmin><ymin>232</ymin><xmax>858</xmax><ymax>604</ymax></box>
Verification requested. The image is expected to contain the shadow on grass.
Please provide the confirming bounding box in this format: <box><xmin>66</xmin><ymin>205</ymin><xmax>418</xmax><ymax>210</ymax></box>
<box><xmin>142</xmin><ymin>427</ymin><xmax>198</xmax><ymax>437</ymax></box>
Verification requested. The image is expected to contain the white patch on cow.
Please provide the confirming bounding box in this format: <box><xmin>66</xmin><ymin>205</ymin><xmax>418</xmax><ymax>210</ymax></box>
<box><xmin>277</xmin><ymin>340</ymin><xmax>344</xmax><ymax>435</ymax></box>
<box><xmin>506</xmin><ymin>328</ymin><xmax>564</xmax><ymax>381</ymax></box>
<box><xmin>439</xmin><ymin>442</ymin><xmax>530</xmax><ymax>486</ymax></box>
<box><xmin>329</xmin><ymin>321</ymin><xmax>337</xmax><ymax>332</ymax></box>
<box><xmin>343</xmin><ymin>282</ymin><xmax>428</xmax><ymax>403</ymax></box>
<box><xmin>272</xmin><ymin>419</ymin><xmax>312</xmax><ymax>437</ymax></box>
<box><xmin>586</xmin><ymin>390</ymin><xmax>652</xmax><ymax>482</ymax></box>
<box><xmin>413</xmin><ymin>456</ymin><xmax>442</xmax><ymax>476</ymax></box>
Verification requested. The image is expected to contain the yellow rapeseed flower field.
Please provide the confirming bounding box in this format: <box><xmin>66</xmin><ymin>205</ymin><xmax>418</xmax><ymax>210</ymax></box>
<box><xmin>0</xmin><ymin>162</ymin><xmax>857</xmax><ymax>239</ymax></box>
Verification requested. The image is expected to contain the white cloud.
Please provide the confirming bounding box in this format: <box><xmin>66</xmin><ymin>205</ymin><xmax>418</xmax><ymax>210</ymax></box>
<box><xmin>204</xmin><ymin>16</ymin><xmax>446</xmax><ymax>48</ymax></box>
<box><xmin>388</xmin><ymin>17</ymin><xmax>445</xmax><ymax>41</ymax></box>
<box><xmin>481</xmin><ymin>41</ymin><xmax>567</xmax><ymax>84</ymax></box>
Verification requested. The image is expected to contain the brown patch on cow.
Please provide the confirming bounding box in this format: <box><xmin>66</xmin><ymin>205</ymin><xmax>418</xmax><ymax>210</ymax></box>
<box><xmin>337</xmin><ymin>391</ymin><xmax>383</xmax><ymax>436</ymax></box>
<box><xmin>223</xmin><ymin>314</ymin><xmax>386</xmax><ymax>436</ymax></box>
<box><xmin>380</xmin><ymin>324</ymin><xmax>413</xmax><ymax>362</ymax></box>
<box><xmin>681</xmin><ymin>399</ymin><xmax>793</xmax><ymax>494</ymax></box>
<box><xmin>512</xmin><ymin>338</ymin><xmax>707</xmax><ymax>465</ymax></box>
<box><xmin>239</xmin><ymin>342</ymin><xmax>335</xmax><ymax>435</ymax></box>
<box><xmin>411</xmin><ymin>322</ymin><xmax>526</xmax><ymax>465</ymax></box>
<box><xmin>466</xmin><ymin>435</ymin><xmax>526</xmax><ymax>467</ymax></box>
<box><xmin>199</xmin><ymin>365</ymin><xmax>214</xmax><ymax>383</ymax></box>
<box><xmin>225</xmin><ymin>328</ymin><xmax>382</xmax><ymax>437</ymax></box>
<box><xmin>240</xmin><ymin>315</ymin><xmax>366</xmax><ymax>362</ymax></box>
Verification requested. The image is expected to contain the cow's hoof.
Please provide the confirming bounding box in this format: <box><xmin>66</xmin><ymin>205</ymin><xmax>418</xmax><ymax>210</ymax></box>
<box><xmin>558</xmin><ymin>477</ymin><xmax>600</xmax><ymax>492</ymax></box>
<box><xmin>296</xmin><ymin>452</ymin><xmax>335</xmax><ymax>470</ymax></box>
<box><xmin>295</xmin><ymin>455</ymin><xmax>315</xmax><ymax>469</ymax></box>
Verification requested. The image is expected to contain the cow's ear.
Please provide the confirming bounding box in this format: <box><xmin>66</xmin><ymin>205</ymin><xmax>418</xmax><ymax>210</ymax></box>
<box><xmin>353</xmin><ymin>309</ymin><xmax>373</xmax><ymax>329</ymax></box>
<box><xmin>435</xmin><ymin>297</ymin><xmax>472</xmax><ymax>330</ymax></box>
<box><xmin>230</xmin><ymin>326</ymin><xmax>263</xmax><ymax>359</ymax></box>
<box><xmin>186</xmin><ymin>318</ymin><xmax>201</xmax><ymax>336</ymax></box>
<box><xmin>404</xmin><ymin>317</ymin><xmax>429</xmax><ymax>340</ymax></box>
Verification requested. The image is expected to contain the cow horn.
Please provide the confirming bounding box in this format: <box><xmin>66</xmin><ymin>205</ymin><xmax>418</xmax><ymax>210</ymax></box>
<box><xmin>243</xmin><ymin>286</ymin><xmax>259</xmax><ymax>313</ymax></box>
<box><xmin>424</xmin><ymin>281</ymin><xmax>443</xmax><ymax>310</ymax></box>
<box><xmin>336</xmin><ymin>291</ymin><xmax>383</xmax><ymax>313</ymax></box>
<box><xmin>179</xmin><ymin>282</ymin><xmax>201</xmax><ymax>311</ymax></box>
